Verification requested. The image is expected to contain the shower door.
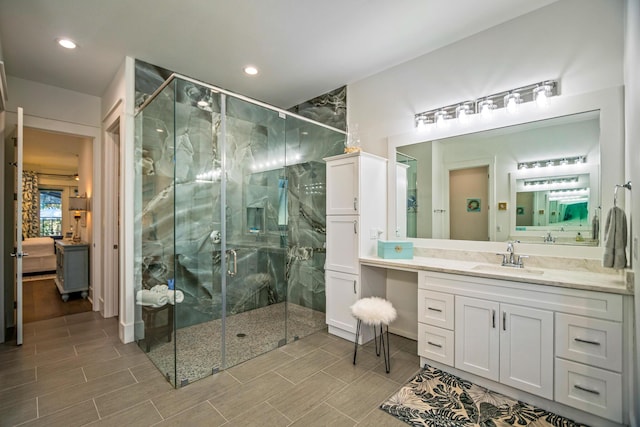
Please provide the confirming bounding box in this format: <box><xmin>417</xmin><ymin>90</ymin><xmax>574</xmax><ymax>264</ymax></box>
<box><xmin>221</xmin><ymin>95</ymin><xmax>287</xmax><ymax>369</ymax></box>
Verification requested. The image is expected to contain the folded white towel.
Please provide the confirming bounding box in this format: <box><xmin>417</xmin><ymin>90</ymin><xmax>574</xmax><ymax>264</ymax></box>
<box><xmin>167</xmin><ymin>290</ymin><xmax>184</xmax><ymax>305</ymax></box>
<box><xmin>150</xmin><ymin>284</ymin><xmax>169</xmax><ymax>294</ymax></box>
<box><xmin>136</xmin><ymin>290</ymin><xmax>168</xmax><ymax>307</ymax></box>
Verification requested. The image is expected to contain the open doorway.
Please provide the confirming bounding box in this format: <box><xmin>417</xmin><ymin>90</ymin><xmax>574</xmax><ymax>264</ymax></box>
<box><xmin>449</xmin><ymin>165</ymin><xmax>490</xmax><ymax>241</ymax></box>
<box><xmin>21</xmin><ymin>127</ymin><xmax>93</xmax><ymax>323</ymax></box>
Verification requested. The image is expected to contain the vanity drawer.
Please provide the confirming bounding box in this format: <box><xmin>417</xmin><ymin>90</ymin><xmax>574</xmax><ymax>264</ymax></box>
<box><xmin>555</xmin><ymin>358</ymin><xmax>622</xmax><ymax>423</ymax></box>
<box><xmin>418</xmin><ymin>289</ymin><xmax>454</xmax><ymax>329</ymax></box>
<box><xmin>418</xmin><ymin>323</ymin><xmax>454</xmax><ymax>367</ymax></box>
<box><xmin>555</xmin><ymin>313</ymin><xmax>622</xmax><ymax>372</ymax></box>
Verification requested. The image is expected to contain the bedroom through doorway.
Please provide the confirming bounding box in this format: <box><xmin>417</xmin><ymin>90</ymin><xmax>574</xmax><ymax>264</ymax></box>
<box><xmin>21</xmin><ymin>127</ymin><xmax>93</xmax><ymax>323</ymax></box>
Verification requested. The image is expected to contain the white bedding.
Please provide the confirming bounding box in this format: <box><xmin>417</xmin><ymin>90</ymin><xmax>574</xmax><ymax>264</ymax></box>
<box><xmin>23</xmin><ymin>237</ymin><xmax>56</xmax><ymax>274</ymax></box>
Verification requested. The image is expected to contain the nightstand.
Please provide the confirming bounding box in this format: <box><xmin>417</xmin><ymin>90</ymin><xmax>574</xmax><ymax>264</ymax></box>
<box><xmin>54</xmin><ymin>240</ymin><xmax>89</xmax><ymax>301</ymax></box>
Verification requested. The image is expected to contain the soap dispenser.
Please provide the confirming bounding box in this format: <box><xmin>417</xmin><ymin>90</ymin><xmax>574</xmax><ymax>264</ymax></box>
<box><xmin>576</xmin><ymin>232</ymin><xmax>584</xmax><ymax>242</ymax></box>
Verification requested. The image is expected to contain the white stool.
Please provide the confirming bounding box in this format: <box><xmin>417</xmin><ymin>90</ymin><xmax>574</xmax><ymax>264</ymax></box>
<box><xmin>350</xmin><ymin>297</ymin><xmax>397</xmax><ymax>373</ymax></box>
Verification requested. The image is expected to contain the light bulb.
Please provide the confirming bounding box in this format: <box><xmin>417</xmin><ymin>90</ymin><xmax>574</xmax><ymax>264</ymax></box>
<box><xmin>480</xmin><ymin>100</ymin><xmax>494</xmax><ymax>118</ymax></box>
<box><xmin>504</xmin><ymin>93</ymin><xmax>521</xmax><ymax>114</ymax></box>
<box><xmin>534</xmin><ymin>85</ymin><xmax>550</xmax><ymax>107</ymax></box>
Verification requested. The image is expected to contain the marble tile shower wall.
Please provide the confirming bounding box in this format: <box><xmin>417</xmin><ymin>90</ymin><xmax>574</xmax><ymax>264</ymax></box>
<box><xmin>136</xmin><ymin>61</ymin><xmax>345</xmax><ymax>332</ymax></box>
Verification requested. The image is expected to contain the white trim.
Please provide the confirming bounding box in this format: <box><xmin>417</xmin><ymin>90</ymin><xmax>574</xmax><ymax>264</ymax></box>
<box><xmin>101</xmin><ymin>99</ymin><xmax>123</xmax><ymax>319</ymax></box>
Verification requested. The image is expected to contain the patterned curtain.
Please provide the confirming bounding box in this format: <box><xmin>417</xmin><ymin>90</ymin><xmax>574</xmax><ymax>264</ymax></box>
<box><xmin>22</xmin><ymin>171</ymin><xmax>40</xmax><ymax>238</ymax></box>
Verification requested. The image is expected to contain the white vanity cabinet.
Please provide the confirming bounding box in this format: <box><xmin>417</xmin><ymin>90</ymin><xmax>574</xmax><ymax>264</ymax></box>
<box><xmin>455</xmin><ymin>296</ymin><xmax>553</xmax><ymax>398</ymax></box>
<box><xmin>324</xmin><ymin>151</ymin><xmax>387</xmax><ymax>343</ymax></box>
<box><xmin>419</xmin><ymin>271</ymin><xmax>627</xmax><ymax>424</ymax></box>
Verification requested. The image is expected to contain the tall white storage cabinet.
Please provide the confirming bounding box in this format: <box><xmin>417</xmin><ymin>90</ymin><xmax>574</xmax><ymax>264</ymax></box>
<box><xmin>324</xmin><ymin>151</ymin><xmax>387</xmax><ymax>343</ymax></box>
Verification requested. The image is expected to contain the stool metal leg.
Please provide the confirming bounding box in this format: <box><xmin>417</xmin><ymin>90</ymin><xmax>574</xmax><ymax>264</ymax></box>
<box><xmin>374</xmin><ymin>323</ymin><xmax>380</xmax><ymax>356</ymax></box>
<box><xmin>353</xmin><ymin>319</ymin><xmax>362</xmax><ymax>365</ymax></box>
<box><xmin>381</xmin><ymin>324</ymin><xmax>391</xmax><ymax>373</ymax></box>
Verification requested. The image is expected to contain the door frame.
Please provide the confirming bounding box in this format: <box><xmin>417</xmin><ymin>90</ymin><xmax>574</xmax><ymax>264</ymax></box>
<box><xmin>443</xmin><ymin>157</ymin><xmax>495</xmax><ymax>241</ymax></box>
<box><xmin>101</xmin><ymin>100</ymin><xmax>123</xmax><ymax>319</ymax></box>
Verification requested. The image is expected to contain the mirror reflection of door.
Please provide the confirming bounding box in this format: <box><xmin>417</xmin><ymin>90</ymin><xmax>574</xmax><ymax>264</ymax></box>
<box><xmin>449</xmin><ymin>166</ymin><xmax>489</xmax><ymax>241</ymax></box>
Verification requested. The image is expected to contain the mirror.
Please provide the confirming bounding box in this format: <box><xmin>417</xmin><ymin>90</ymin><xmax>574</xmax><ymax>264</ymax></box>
<box><xmin>395</xmin><ymin>111</ymin><xmax>600</xmax><ymax>245</ymax></box>
<box><xmin>388</xmin><ymin>87</ymin><xmax>624</xmax><ymax>253</ymax></box>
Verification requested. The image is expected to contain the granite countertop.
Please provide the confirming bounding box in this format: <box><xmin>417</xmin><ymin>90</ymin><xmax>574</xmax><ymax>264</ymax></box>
<box><xmin>359</xmin><ymin>255</ymin><xmax>633</xmax><ymax>295</ymax></box>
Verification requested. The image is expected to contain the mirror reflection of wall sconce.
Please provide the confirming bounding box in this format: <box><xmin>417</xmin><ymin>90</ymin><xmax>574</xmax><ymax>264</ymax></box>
<box><xmin>69</xmin><ymin>195</ymin><xmax>89</xmax><ymax>241</ymax></box>
<box><xmin>74</xmin><ymin>172</ymin><xmax>79</xmax><ymax>181</ymax></box>
<box><xmin>518</xmin><ymin>155</ymin><xmax>586</xmax><ymax>170</ymax></box>
<box><xmin>414</xmin><ymin>80</ymin><xmax>559</xmax><ymax>129</ymax></box>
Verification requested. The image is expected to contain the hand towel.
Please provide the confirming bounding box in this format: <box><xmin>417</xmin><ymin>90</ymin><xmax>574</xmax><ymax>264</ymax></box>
<box><xmin>603</xmin><ymin>206</ymin><xmax>627</xmax><ymax>269</ymax></box>
<box><xmin>136</xmin><ymin>290</ymin><xmax>169</xmax><ymax>307</ymax></box>
<box><xmin>150</xmin><ymin>284</ymin><xmax>169</xmax><ymax>294</ymax></box>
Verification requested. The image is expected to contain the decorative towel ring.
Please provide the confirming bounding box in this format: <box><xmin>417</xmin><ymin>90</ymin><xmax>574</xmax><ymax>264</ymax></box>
<box><xmin>613</xmin><ymin>181</ymin><xmax>632</xmax><ymax>207</ymax></box>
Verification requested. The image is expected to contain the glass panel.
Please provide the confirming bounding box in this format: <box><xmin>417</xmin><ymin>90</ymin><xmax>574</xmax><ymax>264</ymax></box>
<box><xmin>223</xmin><ymin>96</ymin><xmax>287</xmax><ymax>368</ymax></box>
<box><xmin>171</xmin><ymin>79</ymin><xmax>223</xmax><ymax>385</ymax></box>
<box><xmin>135</xmin><ymin>80</ymin><xmax>178</xmax><ymax>386</ymax></box>
<box><xmin>283</xmin><ymin>117</ymin><xmax>344</xmax><ymax>342</ymax></box>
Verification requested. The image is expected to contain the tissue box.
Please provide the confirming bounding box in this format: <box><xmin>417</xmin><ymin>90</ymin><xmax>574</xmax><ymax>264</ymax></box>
<box><xmin>377</xmin><ymin>240</ymin><xmax>414</xmax><ymax>259</ymax></box>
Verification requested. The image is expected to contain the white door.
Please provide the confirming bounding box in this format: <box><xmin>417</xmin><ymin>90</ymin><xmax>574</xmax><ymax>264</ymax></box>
<box><xmin>326</xmin><ymin>156</ymin><xmax>358</xmax><ymax>215</ymax></box>
<box><xmin>325</xmin><ymin>270</ymin><xmax>359</xmax><ymax>334</ymax></box>
<box><xmin>455</xmin><ymin>295</ymin><xmax>499</xmax><ymax>381</ymax></box>
<box><xmin>325</xmin><ymin>215</ymin><xmax>358</xmax><ymax>274</ymax></box>
<box><xmin>11</xmin><ymin>107</ymin><xmax>25</xmax><ymax>345</ymax></box>
<box><xmin>500</xmin><ymin>304</ymin><xmax>554</xmax><ymax>399</ymax></box>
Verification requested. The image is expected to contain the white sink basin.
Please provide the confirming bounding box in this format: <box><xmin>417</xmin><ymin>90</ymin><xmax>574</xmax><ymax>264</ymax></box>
<box><xmin>471</xmin><ymin>264</ymin><xmax>545</xmax><ymax>276</ymax></box>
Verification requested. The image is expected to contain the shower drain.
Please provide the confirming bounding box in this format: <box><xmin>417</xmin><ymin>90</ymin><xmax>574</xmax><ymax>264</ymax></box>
<box><xmin>236</xmin><ymin>333</ymin><xmax>247</xmax><ymax>338</ymax></box>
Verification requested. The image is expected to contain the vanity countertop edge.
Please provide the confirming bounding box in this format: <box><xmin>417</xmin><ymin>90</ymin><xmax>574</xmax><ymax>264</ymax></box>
<box><xmin>359</xmin><ymin>255</ymin><xmax>633</xmax><ymax>295</ymax></box>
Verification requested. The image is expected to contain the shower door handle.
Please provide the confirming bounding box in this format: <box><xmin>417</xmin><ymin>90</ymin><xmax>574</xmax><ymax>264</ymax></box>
<box><xmin>226</xmin><ymin>249</ymin><xmax>237</xmax><ymax>277</ymax></box>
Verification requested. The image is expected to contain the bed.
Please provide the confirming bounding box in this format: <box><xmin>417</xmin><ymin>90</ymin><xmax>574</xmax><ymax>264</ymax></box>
<box><xmin>22</xmin><ymin>237</ymin><xmax>57</xmax><ymax>274</ymax></box>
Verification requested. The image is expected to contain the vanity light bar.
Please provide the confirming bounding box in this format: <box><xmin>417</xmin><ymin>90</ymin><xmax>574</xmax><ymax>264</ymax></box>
<box><xmin>518</xmin><ymin>155</ymin><xmax>585</xmax><ymax>170</ymax></box>
<box><xmin>523</xmin><ymin>177</ymin><xmax>580</xmax><ymax>187</ymax></box>
<box><xmin>414</xmin><ymin>80</ymin><xmax>559</xmax><ymax>128</ymax></box>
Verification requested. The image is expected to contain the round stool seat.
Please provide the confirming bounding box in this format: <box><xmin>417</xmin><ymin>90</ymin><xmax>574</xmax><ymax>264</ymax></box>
<box><xmin>350</xmin><ymin>297</ymin><xmax>397</xmax><ymax>326</ymax></box>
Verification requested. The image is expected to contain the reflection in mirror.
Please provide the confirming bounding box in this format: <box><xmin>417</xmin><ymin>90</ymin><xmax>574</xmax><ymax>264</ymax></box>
<box><xmin>396</xmin><ymin>111</ymin><xmax>600</xmax><ymax>246</ymax></box>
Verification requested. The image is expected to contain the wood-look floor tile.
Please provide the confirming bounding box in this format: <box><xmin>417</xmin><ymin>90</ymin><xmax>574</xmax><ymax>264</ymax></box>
<box><xmin>0</xmin><ymin>366</ymin><xmax>36</xmax><ymax>391</ymax></box>
<box><xmin>226</xmin><ymin>347</ymin><xmax>295</xmax><ymax>383</ymax></box>
<box><xmin>319</xmin><ymin>336</ymin><xmax>355</xmax><ymax>357</ymax></box>
<box><xmin>371</xmin><ymin>349</ymin><xmax>420</xmax><ymax>385</ymax></box>
<box><xmin>274</xmin><ymin>349</ymin><xmax>338</xmax><ymax>384</ymax></box>
<box><xmin>325</xmin><ymin>372</ymin><xmax>401</xmax><ymax>422</ymax></box>
<box><xmin>95</xmin><ymin>375</ymin><xmax>173</xmax><ymax>418</ymax></box>
<box><xmin>289</xmin><ymin>402</ymin><xmax>356</xmax><ymax>427</ymax></box>
<box><xmin>267</xmin><ymin>371</ymin><xmax>346</xmax><ymax>421</ymax></box>
<box><xmin>153</xmin><ymin>401</ymin><xmax>227</xmax><ymax>427</ymax></box>
<box><xmin>151</xmin><ymin>371</ymin><xmax>240</xmax><ymax>419</ymax></box>
<box><xmin>0</xmin><ymin>367</ymin><xmax>86</xmax><ymax>412</ymax></box>
<box><xmin>277</xmin><ymin>337</ymin><xmax>324</xmax><ymax>358</ymax></box>
<box><xmin>0</xmin><ymin>397</ymin><xmax>38</xmax><ymax>426</ymax></box>
<box><xmin>223</xmin><ymin>401</ymin><xmax>289</xmax><ymax>427</ymax></box>
<box><xmin>323</xmin><ymin>350</ymin><xmax>382</xmax><ymax>383</ymax></box>
<box><xmin>20</xmin><ymin>399</ymin><xmax>99</xmax><ymax>427</ymax></box>
<box><xmin>36</xmin><ymin>347</ymin><xmax>121</xmax><ymax>378</ymax></box>
<box><xmin>90</xmin><ymin>400</ymin><xmax>163</xmax><ymax>427</ymax></box>
<box><xmin>356</xmin><ymin>407</ymin><xmax>408</xmax><ymax>426</ymax></box>
<box><xmin>83</xmin><ymin>352</ymin><xmax>149</xmax><ymax>380</ymax></box>
<box><xmin>38</xmin><ymin>370</ymin><xmax>136</xmax><ymax>416</ymax></box>
<box><xmin>209</xmin><ymin>371</ymin><xmax>293</xmax><ymax>419</ymax></box>
<box><xmin>129</xmin><ymin>361</ymin><xmax>164</xmax><ymax>383</ymax></box>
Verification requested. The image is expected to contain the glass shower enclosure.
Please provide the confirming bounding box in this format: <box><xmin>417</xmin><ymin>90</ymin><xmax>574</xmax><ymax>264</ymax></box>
<box><xmin>134</xmin><ymin>75</ymin><xmax>345</xmax><ymax>387</ymax></box>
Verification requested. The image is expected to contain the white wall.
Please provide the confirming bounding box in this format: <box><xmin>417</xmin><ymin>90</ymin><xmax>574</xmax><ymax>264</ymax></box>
<box><xmin>624</xmin><ymin>0</ymin><xmax>640</xmax><ymax>423</ymax></box>
<box><xmin>348</xmin><ymin>0</ymin><xmax>624</xmax><ymax>157</ymax></box>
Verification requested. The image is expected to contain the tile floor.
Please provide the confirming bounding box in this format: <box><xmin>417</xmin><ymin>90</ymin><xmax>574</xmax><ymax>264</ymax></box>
<box><xmin>0</xmin><ymin>311</ymin><xmax>419</xmax><ymax>426</ymax></box>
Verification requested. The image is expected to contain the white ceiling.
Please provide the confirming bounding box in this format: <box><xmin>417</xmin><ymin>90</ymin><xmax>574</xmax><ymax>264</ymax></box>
<box><xmin>0</xmin><ymin>0</ymin><xmax>557</xmax><ymax>109</ymax></box>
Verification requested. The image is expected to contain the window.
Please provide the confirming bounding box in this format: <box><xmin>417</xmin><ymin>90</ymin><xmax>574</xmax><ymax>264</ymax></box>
<box><xmin>40</xmin><ymin>189</ymin><xmax>62</xmax><ymax>236</ymax></box>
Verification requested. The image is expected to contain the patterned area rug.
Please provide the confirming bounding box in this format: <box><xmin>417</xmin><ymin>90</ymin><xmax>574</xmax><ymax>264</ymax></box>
<box><xmin>381</xmin><ymin>365</ymin><xmax>588</xmax><ymax>427</ymax></box>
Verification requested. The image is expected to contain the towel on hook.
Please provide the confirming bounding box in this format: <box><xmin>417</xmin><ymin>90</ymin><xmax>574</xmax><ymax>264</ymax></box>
<box><xmin>603</xmin><ymin>206</ymin><xmax>627</xmax><ymax>269</ymax></box>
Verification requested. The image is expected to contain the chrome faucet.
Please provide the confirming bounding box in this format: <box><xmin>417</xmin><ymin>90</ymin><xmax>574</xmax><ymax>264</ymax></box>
<box><xmin>543</xmin><ymin>232</ymin><xmax>555</xmax><ymax>243</ymax></box>
<box><xmin>496</xmin><ymin>241</ymin><xmax>527</xmax><ymax>268</ymax></box>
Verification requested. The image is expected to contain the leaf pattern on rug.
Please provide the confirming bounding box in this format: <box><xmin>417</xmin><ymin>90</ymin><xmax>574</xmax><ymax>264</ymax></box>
<box><xmin>380</xmin><ymin>365</ymin><xmax>590</xmax><ymax>427</ymax></box>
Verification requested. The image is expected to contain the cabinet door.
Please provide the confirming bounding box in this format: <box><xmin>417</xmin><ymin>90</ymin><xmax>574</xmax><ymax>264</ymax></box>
<box><xmin>455</xmin><ymin>296</ymin><xmax>499</xmax><ymax>381</ymax></box>
<box><xmin>326</xmin><ymin>156</ymin><xmax>358</xmax><ymax>215</ymax></box>
<box><xmin>500</xmin><ymin>304</ymin><xmax>554</xmax><ymax>399</ymax></box>
<box><xmin>325</xmin><ymin>270</ymin><xmax>359</xmax><ymax>334</ymax></box>
<box><xmin>325</xmin><ymin>215</ymin><xmax>358</xmax><ymax>274</ymax></box>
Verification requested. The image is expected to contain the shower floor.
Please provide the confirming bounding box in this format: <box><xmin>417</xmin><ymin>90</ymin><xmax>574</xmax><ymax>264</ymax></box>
<box><xmin>144</xmin><ymin>302</ymin><xmax>325</xmax><ymax>385</ymax></box>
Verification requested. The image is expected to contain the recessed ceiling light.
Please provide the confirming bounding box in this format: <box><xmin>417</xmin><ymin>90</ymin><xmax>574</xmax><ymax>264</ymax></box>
<box><xmin>243</xmin><ymin>66</ymin><xmax>258</xmax><ymax>76</ymax></box>
<box><xmin>56</xmin><ymin>38</ymin><xmax>77</xmax><ymax>49</ymax></box>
